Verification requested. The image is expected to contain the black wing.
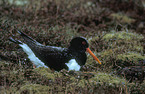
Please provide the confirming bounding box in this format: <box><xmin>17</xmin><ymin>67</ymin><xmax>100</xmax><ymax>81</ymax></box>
<box><xmin>31</xmin><ymin>45</ymin><xmax>70</xmax><ymax>71</ymax></box>
<box><xmin>18</xmin><ymin>31</ymin><xmax>70</xmax><ymax>70</ymax></box>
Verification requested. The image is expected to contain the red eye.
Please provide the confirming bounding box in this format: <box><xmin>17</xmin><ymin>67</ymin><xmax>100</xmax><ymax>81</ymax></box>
<box><xmin>82</xmin><ymin>41</ymin><xmax>86</xmax><ymax>45</ymax></box>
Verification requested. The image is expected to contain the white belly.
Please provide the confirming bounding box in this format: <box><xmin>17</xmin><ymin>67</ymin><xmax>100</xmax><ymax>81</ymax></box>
<box><xmin>65</xmin><ymin>59</ymin><xmax>81</xmax><ymax>71</ymax></box>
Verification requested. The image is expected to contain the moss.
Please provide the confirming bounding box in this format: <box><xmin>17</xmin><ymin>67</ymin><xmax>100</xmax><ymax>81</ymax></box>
<box><xmin>100</xmin><ymin>49</ymin><xmax>114</xmax><ymax>59</ymax></box>
<box><xmin>134</xmin><ymin>46</ymin><xmax>143</xmax><ymax>53</ymax></box>
<box><xmin>110</xmin><ymin>13</ymin><xmax>136</xmax><ymax>24</ymax></box>
<box><xmin>33</xmin><ymin>67</ymin><xmax>55</xmax><ymax>81</ymax></box>
<box><xmin>77</xmin><ymin>79</ymin><xmax>87</xmax><ymax>88</ymax></box>
<box><xmin>86</xmin><ymin>55</ymin><xmax>95</xmax><ymax>65</ymax></box>
<box><xmin>102</xmin><ymin>31</ymin><xmax>144</xmax><ymax>54</ymax></box>
<box><xmin>86</xmin><ymin>31</ymin><xmax>144</xmax><ymax>71</ymax></box>
<box><xmin>69</xmin><ymin>76</ymin><xmax>76</xmax><ymax>81</ymax></box>
<box><xmin>19</xmin><ymin>84</ymin><xmax>50</xmax><ymax>94</ymax></box>
<box><xmin>103</xmin><ymin>31</ymin><xmax>144</xmax><ymax>42</ymax></box>
<box><xmin>0</xmin><ymin>0</ymin><xmax>145</xmax><ymax>93</ymax></box>
<box><xmin>91</xmin><ymin>72</ymin><xmax>126</xmax><ymax>87</ymax></box>
<box><xmin>0</xmin><ymin>87</ymin><xmax>18</xmax><ymax>94</ymax></box>
<box><xmin>117</xmin><ymin>52</ymin><xmax>145</xmax><ymax>64</ymax></box>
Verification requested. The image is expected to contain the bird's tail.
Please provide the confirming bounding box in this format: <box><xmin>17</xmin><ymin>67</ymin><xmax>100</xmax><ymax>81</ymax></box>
<box><xmin>17</xmin><ymin>31</ymin><xmax>41</xmax><ymax>46</ymax></box>
<box><xmin>17</xmin><ymin>31</ymin><xmax>35</xmax><ymax>42</ymax></box>
<box><xmin>9</xmin><ymin>37</ymin><xmax>23</xmax><ymax>44</ymax></box>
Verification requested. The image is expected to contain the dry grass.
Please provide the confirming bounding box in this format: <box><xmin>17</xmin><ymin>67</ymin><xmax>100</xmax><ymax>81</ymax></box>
<box><xmin>0</xmin><ymin>0</ymin><xmax>144</xmax><ymax>93</ymax></box>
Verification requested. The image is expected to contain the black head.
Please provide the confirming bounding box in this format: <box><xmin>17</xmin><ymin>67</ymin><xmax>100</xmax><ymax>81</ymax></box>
<box><xmin>69</xmin><ymin>37</ymin><xmax>89</xmax><ymax>52</ymax></box>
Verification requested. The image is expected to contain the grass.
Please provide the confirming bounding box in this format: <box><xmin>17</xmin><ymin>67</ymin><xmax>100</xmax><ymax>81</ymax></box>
<box><xmin>0</xmin><ymin>0</ymin><xmax>144</xmax><ymax>93</ymax></box>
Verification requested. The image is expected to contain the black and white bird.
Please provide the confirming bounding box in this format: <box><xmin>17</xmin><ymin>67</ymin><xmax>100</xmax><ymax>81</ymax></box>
<box><xmin>10</xmin><ymin>31</ymin><xmax>101</xmax><ymax>71</ymax></box>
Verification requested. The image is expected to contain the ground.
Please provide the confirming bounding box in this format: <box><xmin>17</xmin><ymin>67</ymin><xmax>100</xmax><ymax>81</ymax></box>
<box><xmin>0</xmin><ymin>0</ymin><xmax>145</xmax><ymax>94</ymax></box>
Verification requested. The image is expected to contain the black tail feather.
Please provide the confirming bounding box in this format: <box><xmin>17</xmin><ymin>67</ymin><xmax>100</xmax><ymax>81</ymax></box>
<box><xmin>17</xmin><ymin>30</ymin><xmax>26</xmax><ymax>36</ymax></box>
<box><xmin>17</xmin><ymin>31</ymin><xmax>35</xmax><ymax>42</ymax></box>
<box><xmin>9</xmin><ymin>37</ymin><xmax>23</xmax><ymax>44</ymax></box>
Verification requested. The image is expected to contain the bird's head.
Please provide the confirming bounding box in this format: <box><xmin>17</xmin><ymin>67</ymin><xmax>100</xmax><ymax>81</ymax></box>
<box><xmin>69</xmin><ymin>37</ymin><xmax>102</xmax><ymax>65</ymax></box>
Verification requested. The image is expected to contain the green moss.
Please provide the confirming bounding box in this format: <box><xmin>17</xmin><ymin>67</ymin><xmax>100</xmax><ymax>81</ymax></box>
<box><xmin>134</xmin><ymin>46</ymin><xmax>143</xmax><ymax>52</ymax></box>
<box><xmin>117</xmin><ymin>52</ymin><xmax>145</xmax><ymax>63</ymax></box>
<box><xmin>0</xmin><ymin>87</ymin><xmax>18</xmax><ymax>94</ymax></box>
<box><xmin>1</xmin><ymin>0</ymin><xmax>145</xmax><ymax>93</ymax></box>
<box><xmin>103</xmin><ymin>31</ymin><xmax>144</xmax><ymax>42</ymax></box>
<box><xmin>69</xmin><ymin>76</ymin><xmax>76</xmax><ymax>81</ymax></box>
<box><xmin>33</xmin><ymin>67</ymin><xmax>55</xmax><ymax>81</ymax></box>
<box><xmin>19</xmin><ymin>84</ymin><xmax>50</xmax><ymax>94</ymax></box>
<box><xmin>77</xmin><ymin>79</ymin><xmax>87</xmax><ymax>88</ymax></box>
<box><xmin>110</xmin><ymin>13</ymin><xmax>136</xmax><ymax>24</ymax></box>
<box><xmin>100</xmin><ymin>49</ymin><xmax>114</xmax><ymax>58</ymax></box>
<box><xmin>102</xmin><ymin>31</ymin><xmax>144</xmax><ymax>54</ymax></box>
<box><xmin>91</xmin><ymin>72</ymin><xmax>126</xmax><ymax>86</ymax></box>
<box><xmin>97</xmin><ymin>49</ymin><xmax>115</xmax><ymax>66</ymax></box>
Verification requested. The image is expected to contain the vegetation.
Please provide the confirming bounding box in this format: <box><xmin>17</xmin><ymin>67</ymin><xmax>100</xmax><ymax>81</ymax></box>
<box><xmin>0</xmin><ymin>0</ymin><xmax>144</xmax><ymax>93</ymax></box>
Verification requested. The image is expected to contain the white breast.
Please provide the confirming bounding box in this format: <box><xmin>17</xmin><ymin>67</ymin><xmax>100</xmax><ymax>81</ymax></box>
<box><xmin>19</xmin><ymin>43</ymin><xmax>48</xmax><ymax>68</ymax></box>
<box><xmin>65</xmin><ymin>59</ymin><xmax>81</xmax><ymax>71</ymax></box>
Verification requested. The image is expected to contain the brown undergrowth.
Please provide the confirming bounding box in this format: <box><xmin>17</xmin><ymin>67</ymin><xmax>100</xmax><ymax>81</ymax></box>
<box><xmin>0</xmin><ymin>0</ymin><xmax>144</xmax><ymax>93</ymax></box>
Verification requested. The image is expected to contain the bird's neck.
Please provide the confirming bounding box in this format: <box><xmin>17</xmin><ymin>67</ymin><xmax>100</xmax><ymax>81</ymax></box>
<box><xmin>68</xmin><ymin>47</ymin><xmax>87</xmax><ymax>66</ymax></box>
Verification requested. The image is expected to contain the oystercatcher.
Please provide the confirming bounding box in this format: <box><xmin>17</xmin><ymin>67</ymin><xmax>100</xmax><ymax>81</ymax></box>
<box><xmin>10</xmin><ymin>31</ymin><xmax>101</xmax><ymax>71</ymax></box>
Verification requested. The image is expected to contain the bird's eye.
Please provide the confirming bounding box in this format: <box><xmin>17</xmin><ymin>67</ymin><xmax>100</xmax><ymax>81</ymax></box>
<box><xmin>82</xmin><ymin>41</ymin><xmax>86</xmax><ymax>45</ymax></box>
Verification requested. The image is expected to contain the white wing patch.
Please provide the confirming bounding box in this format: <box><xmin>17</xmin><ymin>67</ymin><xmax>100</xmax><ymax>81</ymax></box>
<box><xmin>65</xmin><ymin>59</ymin><xmax>81</xmax><ymax>71</ymax></box>
<box><xmin>19</xmin><ymin>43</ymin><xmax>48</xmax><ymax>68</ymax></box>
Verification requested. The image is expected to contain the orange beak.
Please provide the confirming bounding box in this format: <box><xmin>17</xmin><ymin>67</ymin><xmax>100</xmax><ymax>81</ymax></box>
<box><xmin>86</xmin><ymin>48</ymin><xmax>101</xmax><ymax>64</ymax></box>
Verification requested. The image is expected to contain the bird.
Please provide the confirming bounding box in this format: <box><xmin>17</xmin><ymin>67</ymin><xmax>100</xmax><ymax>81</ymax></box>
<box><xmin>9</xmin><ymin>31</ymin><xmax>101</xmax><ymax>71</ymax></box>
